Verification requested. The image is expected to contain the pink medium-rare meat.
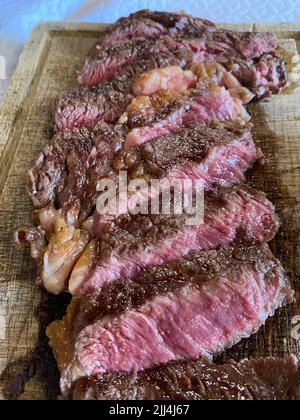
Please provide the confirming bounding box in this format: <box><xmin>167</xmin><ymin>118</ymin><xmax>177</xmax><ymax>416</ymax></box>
<box><xmin>79</xmin><ymin>15</ymin><xmax>281</xmax><ymax>87</ymax></box>
<box><xmin>60</xmin><ymin>51</ymin><xmax>286</xmax><ymax>132</ymax></box>
<box><xmin>28</xmin><ymin>122</ymin><xmax>261</xmax><ymax>231</ymax></box>
<box><xmin>54</xmin><ymin>87</ymin><xmax>132</xmax><ymax>132</ymax></box>
<box><xmin>83</xmin><ymin>122</ymin><xmax>261</xmax><ymax>237</ymax></box>
<box><xmin>78</xmin><ymin>35</ymin><xmax>197</xmax><ymax>86</ymax></box>
<box><xmin>98</xmin><ymin>10</ymin><xmax>277</xmax><ymax>60</ymax></box>
<box><xmin>25</xmin><ymin>121</ymin><xmax>263</xmax><ymax>295</ymax></box>
<box><xmin>91</xmin><ymin>122</ymin><xmax>261</xmax><ymax>235</ymax></box>
<box><xmin>54</xmin><ymin>52</ymin><xmax>187</xmax><ymax>131</ymax></box>
<box><xmin>61</xmin><ymin>244</ymin><xmax>293</xmax><ymax>384</ymax></box>
<box><xmin>66</xmin><ymin>356</ymin><xmax>300</xmax><ymax>400</ymax></box>
<box><xmin>114</xmin><ymin>122</ymin><xmax>261</xmax><ymax>191</ymax></box>
<box><xmin>124</xmin><ymin>88</ymin><xmax>251</xmax><ymax>148</ymax></box>
<box><xmin>97</xmin><ymin>10</ymin><xmax>217</xmax><ymax>49</ymax></box>
<box><xmin>68</xmin><ymin>186</ymin><xmax>279</xmax><ymax>296</ymax></box>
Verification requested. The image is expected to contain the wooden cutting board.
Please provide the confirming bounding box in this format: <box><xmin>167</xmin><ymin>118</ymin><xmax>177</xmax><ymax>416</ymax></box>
<box><xmin>0</xmin><ymin>21</ymin><xmax>300</xmax><ymax>400</ymax></box>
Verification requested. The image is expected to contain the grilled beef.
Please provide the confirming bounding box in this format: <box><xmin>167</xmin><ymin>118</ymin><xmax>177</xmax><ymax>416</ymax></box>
<box><xmin>124</xmin><ymin>88</ymin><xmax>251</xmax><ymax>148</ymax></box>
<box><xmin>97</xmin><ymin>10</ymin><xmax>217</xmax><ymax>49</ymax></box>
<box><xmin>80</xmin><ymin>12</ymin><xmax>283</xmax><ymax>90</ymax></box>
<box><xmin>55</xmin><ymin>53</ymin><xmax>188</xmax><ymax>131</ymax></box>
<box><xmin>69</xmin><ymin>186</ymin><xmax>279</xmax><ymax>296</ymax></box>
<box><xmin>28</xmin><ymin>123</ymin><xmax>261</xmax><ymax>231</ymax></box>
<box><xmin>66</xmin><ymin>356</ymin><xmax>300</xmax><ymax>400</ymax></box>
<box><xmin>47</xmin><ymin>243</ymin><xmax>293</xmax><ymax>390</ymax></box>
<box><xmin>15</xmin><ymin>11</ymin><xmax>293</xmax><ymax>400</ymax></box>
<box><xmin>28</xmin><ymin>122</ymin><xmax>126</xmax><ymax>218</ymax></box>
<box><xmin>58</xmin><ymin>50</ymin><xmax>286</xmax><ymax>132</ymax></box>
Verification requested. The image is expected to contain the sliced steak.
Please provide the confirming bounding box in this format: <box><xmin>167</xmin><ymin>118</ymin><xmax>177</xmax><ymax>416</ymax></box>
<box><xmin>67</xmin><ymin>356</ymin><xmax>300</xmax><ymax>400</ymax></box>
<box><xmin>79</xmin><ymin>35</ymin><xmax>193</xmax><ymax>86</ymax></box>
<box><xmin>111</xmin><ymin>123</ymin><xmax>261</xmax><ymax>210</ymax></box>
<box><xmin>29</xmin><ymin>122</ymin><xmax>261</xmax><ymax>230</ymax></box>
<box><xmin>98</xmin><ymin>9</ymin><xmax>217</xmax><ymax>49</ymax></box>
<box><xmin>80</xmin><ymin>19</ymin><xmax>281</xmax><ymax>87</ymax></box>
<box><xmin>69</xmin><ymin>186</ymin><xmax>279</xmax><ymax>296</ymax></box>
<box><xmin>62</xmin><ymin>49</ymin><xmax>286</xmax><ymax>132</ymax></box>
<box><xmin>55</xmin><ymin>243</ymin><xmax>293</xmax><ymax>386</ymax></box>
<box><xmin>55</xmin><ymin>53</ymin><xmax>189</xmax><ymax>131</ymax></box>
<box><xmin>124</xmin><ymin>88</ymin><xmax>251</xmax><ymax>148</ymax></box>
<box><xmin>84</xmin><ymin>122</ymin><xmax>261</xmax><ymax>236</ymax></box>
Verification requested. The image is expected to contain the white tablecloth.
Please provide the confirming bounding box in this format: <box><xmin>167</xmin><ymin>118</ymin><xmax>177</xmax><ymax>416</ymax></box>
<box><xmin>1</xmin><ymin>0</ymin><xmax>300</xmax><ymax>102</ymax></box>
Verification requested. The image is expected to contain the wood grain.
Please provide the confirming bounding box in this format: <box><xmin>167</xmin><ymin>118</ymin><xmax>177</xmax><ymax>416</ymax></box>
<box><xmin>0</xmin><ymin>22</ymin><xmax>300</xmax><ymax>400</ymax></box>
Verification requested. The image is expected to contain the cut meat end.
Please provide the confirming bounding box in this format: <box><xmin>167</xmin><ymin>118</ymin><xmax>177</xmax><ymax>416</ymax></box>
<box><xmin>54</xmin><ymin>86</ymin><xmax>133</xmax><ymax>131</ymax></box>
<box><xmin>55</xmin><ymin>53</ymin><xmax>186</xmax><ymax>131</ymax></box>
<box><xmin>69</xmin><ymin>186</ymin><xmax>279</xmax><ymax>296</ymax></box>
<box><xmin>28</xmin><ymin>126</ymin><xmax>97</xmax><ymax>209</ymax></box>
<box><xmin>28</xmin><ymin>123</ymin><xmax>126</xmax><ymax>226</ymax></box>
<box><xmin>66</xmin><ymin>356</ymin><xmax>300</xmax><ymax>400</ymax></box>
<box><xmin>124</xmin><ymin>88</ymin><xmax>251</xmax><ymax>148</ymax></box>
<box><xmin>98</xmin><ymin>10</ymin><xmax>217</xmax><ymax>49</ymax></box>
<box><xmin>248</xmin><ymin>53</ymin><xmax>288</xmax><ymax>98</ymax></box>
<box><xmin>58</xmin><ymin>244</ymin><xmax>293</xmax><ymax>385</ymax></box>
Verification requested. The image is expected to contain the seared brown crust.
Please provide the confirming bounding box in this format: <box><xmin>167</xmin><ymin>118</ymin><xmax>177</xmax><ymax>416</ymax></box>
<box><xmin>113</xmin><ymin>122</ymin><xmax>251</xmax><ymax>178</ymax></box>
<box><xmin>68</xmin><ymin>356</ymin><xmax>300</xmax><ymax>400</ymax></box>
<box><xmin>126</xmin><ymin>91</ymin><xmax>183</xmax><ymax>128</ymax></box>
<box><xmin>55</xmin><ymin>52</ymin><xmax>189</xmax><ymax>131</ymax></box>
<box><xmin>28</xmin><ymin>127</ymin><xmax>97</xmax><ymax>209</ymax></box>
<box><xmin>228</xmin><ymin>53</ymin><xmax>288</xmax><ymax>98</ymax></box>
<box><xmin>28</xmin><ymin>123</ymin><xmax>126</xmax><ymax>223</ymax></box>
<box><xmin>99</xmin><ymin>9</ymin><xmax>217</xmax><ymax>44</ymax></box>
<box><xmin>74</xmin><ymin>242</ymin><xmax>290</xmax><ymax>332</ymax></box>
<box><xmin>98</xmin><ymin>185</ymin><xmax>277</xmax><ymax>257</ymax></box>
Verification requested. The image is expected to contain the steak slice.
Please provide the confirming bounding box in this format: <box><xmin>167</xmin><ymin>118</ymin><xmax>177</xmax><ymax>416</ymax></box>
<box><xmin>80</xmin><ymin>19</ymin><xmax>280</xmax><ymax>87</ymax></box>
<box><xmin>124</xmin><ymin>88</ymin><xmax>251</xmax><ymax>148</ymax></box>
<box><xmin>55</xmin><ymin>52</ymin><xmax>187</xmax><ymax>131</ymax></box>
<box><xmin>108</xmin><ymin>123</ymin><xmax>261</xmax><ymax>219</ymax></box>
<box><xmin>28</xmin><ymin>122</ymin><xmax>261</xmax><ymax>231</ymax></box>
<box><xmin>51</xmin><ymin>243</ymin><xmax>293</xmax><ymax>387</ymax></box>
<box><xmin>98</xmin><ymin>9</ymin><xmax>217</xmax><ymax>49</ymax></box>
<box><xmin>69</xmin><ymin>186</ymin><xmax>279</xmax><ymax>296</ymax></box>
<box><xmin>67</xmin><ymin>356</ymin><xmax>300</xmax><ymax>400</ymax></box>
<box><xmin>61</xmin><ymin>50</ymin><xmax>286</xmax><ymax>132</ymax></box>
<box><xmin>79</xmin><ymin>35</ymin><xmax>192</xmax><ymax>86</ymax></box>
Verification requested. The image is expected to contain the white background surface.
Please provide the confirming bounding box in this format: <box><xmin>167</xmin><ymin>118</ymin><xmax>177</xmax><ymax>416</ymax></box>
<box><xmin>1</xmin><ymin>0</ymin><xmax>300</xmax><ymax>102</ymax></box>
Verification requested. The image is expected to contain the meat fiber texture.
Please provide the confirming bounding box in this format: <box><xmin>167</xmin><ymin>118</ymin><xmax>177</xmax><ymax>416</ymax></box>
<box><xmin>67</xmin><ymin>356</ymin><xmax>300</xmax><ymax>400</ymax></box>
<box><xmin>69</xmin><ymin>186</ymin><xmax>279</xmax><ymax>296</ymax></box>
<box><xmin>53</xmin><ymin>12</ymin><xmax>287</xmax><ymax>132</ymax></box>
<box><xmin>26</xmin><ymin>123</ymin><xmax>264</xmax><ymax>295</ymax></box>
<box><xmin>47</xmin><ymin>243</ymin><xmax>293</xmax><ymax>393</ymax></box>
